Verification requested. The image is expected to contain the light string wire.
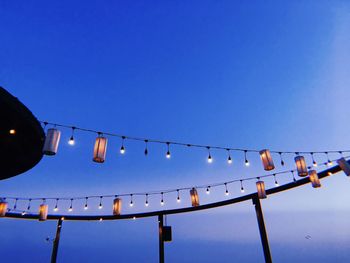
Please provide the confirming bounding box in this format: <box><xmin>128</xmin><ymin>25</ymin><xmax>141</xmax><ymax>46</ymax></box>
<box><xmin>2</xmin><ymin>155</ymin><xmax>347</xmax><ymax>203</ymax></box>
<box><xmin>40</xmin><ymin>120</ymin><xmax>350</xmax><ymax>155</ymax></box>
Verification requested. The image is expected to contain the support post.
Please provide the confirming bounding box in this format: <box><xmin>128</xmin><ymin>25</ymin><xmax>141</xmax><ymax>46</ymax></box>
<box><xmin>158</xmin><ymin>214</ymin><xmax>165</xmax><ymax>263</ymax></box>
<box><xmin>51</xmin><ymin>218</ymin><xmax>63</xmax><ymax>263</ymax></box>
<box><xmin>252</xmin><ymin>196</ymin><xmax>272</xmax><ymax>263</ymax></box>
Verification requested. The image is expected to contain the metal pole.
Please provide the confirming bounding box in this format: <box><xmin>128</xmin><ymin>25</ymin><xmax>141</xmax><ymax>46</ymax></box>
<box><xmin>158</xmin><ymin>214</ymin><xmax>165</xmax><ymax>263</ymax></box>
<box><xmin>51</xmin><ymin>218</ymin><xmax>63</xmax><ymax>263</ymax></box>
<box><xmin>252</xmin><ymin>196</ymin><xmax>272</xmax><ymax>263</ymax></box>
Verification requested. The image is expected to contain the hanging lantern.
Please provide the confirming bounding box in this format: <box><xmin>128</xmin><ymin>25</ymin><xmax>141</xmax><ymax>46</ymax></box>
<box><xmin>113</xmin><ymin>198</ymin><xmax>122</xmax><ymax>216</ymax></box>
<box><xmin>337</xmin><ymin>158</ymin><xmax>350</xmax><ymax>176</ymax></box>
<box><xmin>295</xmin><ymin>156</ymin><xmax>308</xmax><ymax>177</ymax></box>
<box><xmin>0</xmin><ymin>201</ymin><xmax>8</xmax><ymax>217</ymax></box>
<box><xmin>259</xmin><ymin>149</ymin><xmax>275</xmax><ymax>171</ymax></box>
<box><xmin>190</xmin><ymin>188</ymin><xmax>199</xmax><ymax>207</ymax></box>
<box><xmin>39</xmin><ymin>204</ymin><xmax>48</xmax><ymax>221</ymax></box>
<box><xmin>43</xmin><ymin>128</ymin><xmax>61</xmax><ymax>155</ymax></box>
<box><xmin>256</xmin><ymin>181</ymin><xmax>266</xmax><ymax>199</ymax></box>
<box><xmin>93</xmin><ymin>136</ymin><xmax>108</xmax><ymax>163</ymax></box>
<box><xmin>308</xmin><ymin>170</ymin><xmax>321</xmax><ymax>188</ymax></box>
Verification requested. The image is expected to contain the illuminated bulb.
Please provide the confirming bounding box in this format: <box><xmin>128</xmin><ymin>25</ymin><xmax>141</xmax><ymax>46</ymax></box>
<box><xmin>227</xmin><ymin>155</ymin><xmax>232</xmax><ymax>164</ymax></box>
<box><xmin>84</xmin><ymin>204</ymin><xmax>88</xmax><ymax>210</ymax></box>
<box><xmin>53</xmin><ymin>206</ymin><xmax>58</xmax><ymax>212</ymax></box>
<box><xmin>245</xmin><ymin>159</ymin><xmax>250</xmax><ymax>166</ymax></box>
<box><xmin>225</xmin><ymin>190</ymin><xmax>229</xmax><ymax>196</ymax></box>
<box><xmin>207</xmin><ymin>154</ymin><xmax>213</xmax><ymax>163</ymax></box>
<box><xmin>327</xmin><ymin>160</ymin><xmax>333</xmax><ymax>166</ymax></box>
<box><xmin>9</xmin><ymin>129</ymin><xmax>16</xmax><ymax>135</ymax></box>
<box><xmin>145</xmin><ymin>201</ymin><xmax>149</xmax><ymax>207</ymax></box>
<box><xmin>177</xmin><ymin>196</ymin><xmax>181</xmax><ymax>203</ymax></box>
<box><xmin>313</xmin><ymin>161</ymin><xmax>317</xmax><ymax>167</ymax></box>
<box><xmin>99</xmin><ymin>218</ymin><xmax>103</xmax><ymax>222</ymax></box>
<box><xmin>240</xmin><ymin>187</ymin><xmax>245</xmax><ymax>193</ymax></box>
<box><xmin>166</xmin><ymin>151</ymin><xmax>171</xmax><ymax>159</ymax></box>
<box><xmin>99</xmin><ymin>204</ymin><xmax>103</xmax><ymax>209</ymax></box>
<box><xmin>129</xmin><ymin>201</ymin><xmax>134</xmax><ymax>207</ymax></box>
<box><xmin>21</xmin><ymin>211</ymin><xmax>26</xmax><ymax>216</ymax></box>
<box><xmin>68</xmin><ymin>207</ymin><xmax>73</xmax><ymax>212</ymax></box>
<box><xmin>120</xmin><ymin>145</ymin><xmax>125</xmax><ymax>154</ymax></box>
<box><xmin>68</xmin><ymin>136</ymin><xmax>75</xmax><ymax>145</ymax></box>
<box><xmin>244</xmin><ymin>151</ymin><xmax>250</xmax><ymax>166</ymax></box>
<box><xmin>206</xmin><ymin>187</ymin><xmax>210</xmax><ymax>194</ymax></box>
<box><xmin>160</xmin><ymin>199</ymin><xmax>164</xmax><ymax>206</ymax></box>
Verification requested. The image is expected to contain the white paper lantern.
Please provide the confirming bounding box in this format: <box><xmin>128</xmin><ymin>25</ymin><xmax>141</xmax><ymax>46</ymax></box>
<box><xmin>295</xmin><ymin>156</ymin><xmax>308</xmax><ymax>177</ymax></box>
<box><xmin>190</xmin><ymin>188</ymin><xmax>199</xmax><ymax>207</ymax></box>
<box><xmin>259</xmin><ymin>149</ymin><xmax>275</xmax><ymax>171</ymax></box>
<box><xmin>256</xmin><ymin>181</ymin><xmax>266</xmax><ymax>199</ymax></box>
<box><xmin>43</xmin><ymin>128</ymin><xmax>61</xmax><ymax>155</ymax></box>
<box><xmin>113</xmin><ymin>198</ymin><xmax>122</xmax><ymax>215</ymax></box>
<box><xmin>93</xmin><ymin>136</ymin><xmax>108</xmax><ymax>163</ymax></box>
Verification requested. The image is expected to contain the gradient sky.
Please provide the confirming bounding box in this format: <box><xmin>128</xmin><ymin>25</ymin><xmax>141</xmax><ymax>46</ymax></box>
<box><xmin>1</xmin><ymin>1</ymin><xmax>350</xmax><ymax>262</ymax></box>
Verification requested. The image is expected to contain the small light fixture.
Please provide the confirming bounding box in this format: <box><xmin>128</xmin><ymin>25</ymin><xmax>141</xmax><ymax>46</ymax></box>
<box><xmin>93</xmin><ymin>133</ymin><xmax>108</xmax><ymax>163</ymax></box>
<box><xmin>129</xmin><ymin>194</ymin><xmax>134</xmax><ymax>207</ymax></box>
<box><xmin>244</xmin><ymin>150</ymin><xmax>250</xmax><ymax>166</ymax></box>
<box><xmin>99</xmin><ymin>196</ymin><xmax>103</xmax><ymax>209</ymax></box>
<box><xmin>259</xmin><ymin>149</ymin><xmax>275</xmax><ymax>171</ymax></box>
<box><xmin>39</xmin><ymin>202</ymin><xmax>48</xmax><ymax>221</ymax></box>
<box><xmin>337</xmin><ymin>158</ymin><xmax>350</xmax><ymax>176</ymax></box>
<box><xmin>145</xmin><ymin>194</ymin><xmax>149</xmax><ymax>207</ymax></box>
<box><xmin>113</xmin><ymin>197</ymin><xmax>122</xmax><ymax>215</ymax></box>
<box><xmin>240</xmin><ymin>180</ymin><xmax>245</xmax><ymax>193</ymax></box>
<box><xmin>207</xmin><ymin>147</ymin><xmax>213</xmax><ymax>163</ymax></box>
<box><xmin>190</xmin><ymin>188</ymin><xmax>200</xmax><ymax>207</ymax></box>
<box><xmin>68</xmin><ymin>127</ymin><xmax>75</xmax><ymax>146</ymax></box>
<box><xmin>0</xmin><ymin>200</ymin><xmax>8</xmax><ymax>217</ymax></box>
<box><xmin>84</xmin><ymin>198</ymin><xmax>88</xmax><ymax>210</ymax></box>
<box><xmin>43</xmin><ymin>128</ymin><xmax>61</xmax><ymax>155</ymax></box>
<box><xmin>9</xmin><ymin>129</ymin><xmax>16</xmax><ymax>135</ymax></box>
<box><xmin>160</xmin><ymin>192</ymin><xmax>164</xmax><ymax>206</ymax></box>
<box><xmin>120</xmin><ymin>136</ymin><xmax>126</xmax><ymax>154</ymax></box>
<box><xmin>166</xmin><ymin>142</ymin><xmax>171</xmax><ymax>159</ymax></box>
<box><xmin>311</xmin><ymin>153</ymin><xmax>317</xmax><ymax>167</ymax></box>
<box><xmin>325</xmin><ymin>152</ymin><xmax>333</xmax><ymax>166</ymax></box>
<box><xmin>309</xmin><ymin>170</ymin><xmax>321</xmax><ymax>188</ymax></box>
<box><xmin>294</xmin><ymin>155</ymin><xmax>308</xmax><ymax>177</ymax></box>
<box><xmin>53</xmin><ymin>199</ymin><xmax>59</xmax><ymax>212</ymax></box>
<box><xmin>224</xmin><ymin>183</ymin><xmax>229</xmax><ymax>196</ymax></box>
<box><xmin>206</xmin><ymin>186</ymin><xmax>210</xmax><ymax>194</ymax></box>
<box><xmin>68</xmin><ymin>199</ymin><xmax>73</xmax><ymax>212</ymax></box>
<box><xmin>176</xmin><ymin>190</ymin><xmax>181</xmax><ymax>203</ymax></box>
<box><xmin>227</xmin><ymin>149</ymin><xmax>232</xmax><ymax>164</ymax></box>
<box><xmin>256</xmin><ymin>180</ymin><xmax>267</xmax><ymax>199</ymax></box>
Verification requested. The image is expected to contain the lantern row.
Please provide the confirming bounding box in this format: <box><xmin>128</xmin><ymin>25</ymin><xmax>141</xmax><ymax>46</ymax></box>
<box><xmin>41</xmin><ymin>122</ymin><xmax>349</xmax><ymax>169</ymax></box>
<box><xmin>2</xmin><ymin>157</ymin><xmax>349</xmax><ymax>221</ymax></box>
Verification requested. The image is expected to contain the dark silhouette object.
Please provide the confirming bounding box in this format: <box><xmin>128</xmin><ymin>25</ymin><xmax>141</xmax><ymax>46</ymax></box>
<box><xmin>0</xmin><ymin>87</ymin><xmax>44</xmax><ymax>180</ymax></box>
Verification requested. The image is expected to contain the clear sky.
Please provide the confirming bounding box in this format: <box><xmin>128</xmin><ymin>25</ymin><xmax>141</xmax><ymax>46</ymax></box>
<box><xmin>1</xmin><ymin>1</ymin><xmax>350</xmax><ymax>262</ymax></box>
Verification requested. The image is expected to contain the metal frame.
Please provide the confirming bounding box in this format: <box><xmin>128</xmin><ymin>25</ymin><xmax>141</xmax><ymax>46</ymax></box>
<box><xmin>3</xmin><ymin>162</ymin><xmax>348</xmax><ymax>263</ymax></box>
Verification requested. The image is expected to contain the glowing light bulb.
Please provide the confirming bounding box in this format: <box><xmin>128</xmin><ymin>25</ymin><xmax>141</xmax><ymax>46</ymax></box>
<box><xmin>240</xmin><ymin>187</ymin><xmax>245</xmax><ymax>193</ymax></box>
<box><xmin>145</xmin><ymin>201</ymin><xmax>149</xmax><ymax>207</ymax></box>
<box><xmin>99</xmin><ymin>204</ymin><xmax>103</xmax><ymax>209</ymax></box>
<box><xmin>227</xmin><ymin>155</ymin><xmax>232</xmax><ymax>164</ymax></box>
<box><xmin>206</xmin><ymin>187</ymin><xmax>210</xmax><ymax>194</ymax></box>
<box><xmin>166</xmin><ymin>151</ymin><xmax>171</xmax><ymax>159</ymax></box>
<box><xmin>9</xmin><ymin>129</ymin><xmax>16</xmax><ymax>135</ymax></box>
<box><xmin>129</xmin><ymin>201</ymin><xmax>133</xmax><ymax>207</ymax></box>
<box><xmin>160</xmin><ymin>200</ymin><xmax>164</xmax><ymax>206</ymax></box>
<box><xmin>176</xmin><ymin>197</ymin><xmax>181</xmax><ymax>203</ymax></box>
<box><xmin>120</xmin><ymin>145</ymin><xmax>125</xmax><ymax>154</ymax></box>
<box><xmin>225</xmin><ymin>190</ymin><xmax>229</xmax><ymax>196</ymax></box>
<box><xmin>54</xmin><ymin>206</ymin><xmax>58</xmax><ymax>212</ymax></box>
<box><xmin>207</xmin><ymin>155</ymin><xmax>213</xmax><ymax>163</ymax></box>
<box><xmin>68</xmin><ymin>136</ymin><xmax>75</xmax><ymax>145</ymax></box>
<box><xmin>245</xmin><ymin>159</ymin><xmax>250</xmax><ymax>166</ymax></box>
<box><xmin>68</xmin><ymin>207</ymin><xmax>73</xmax><ymax>212</ymax></box>
<box><xmin>84</xmin><ymin>204</ymin><xmax>88</xmax><ymax>210</ymax></box>
<box><xmin>21</xmin><ymin>211</ymin><xmax>26</xmax><ymax>216</ymax></box>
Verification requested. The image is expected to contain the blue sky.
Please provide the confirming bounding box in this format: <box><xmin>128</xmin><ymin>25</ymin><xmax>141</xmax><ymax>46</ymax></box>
<box><xmin>1</xmin><ymin>1</ymin><xmax>350</xmax><ymax>262</ymax></box>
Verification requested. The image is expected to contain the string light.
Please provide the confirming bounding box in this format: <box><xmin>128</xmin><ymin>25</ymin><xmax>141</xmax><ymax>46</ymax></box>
<box><xmin>227</xmin><ymin>149</ymin><xmax>232</xmax><ymax>164</ymax></box>
<box><xmin>145</xmin><ymin>194</ymin><xmax>149</xmax><ymax>207</ymax></box>
<box><xmin>240</xmin><ymin>180</ymin><xmax>245</xmax><ymax>193</ymax></box>
<box><xmin>326</xmin><ymin>152</ymin><xmax>333</xmax><ymax>166</ymax></box>
<box><xmin>68</xmin><ymin>199</ymin><xmax>73</xmax><ymax>212</ymax></box>
<box><xmin>177</xmin><ymin>190</ymin><xmax>181</xmax><ymax>203</ymax></box>
<box><xmin>206</xmin><ymin>186</ymin><xmax>210</xmax><ymax>194</ymax></box>
<box><xmin>21</xmin><ymin>211</ymin><xmax>26</xmax><ymax>216</ymax></box>
<box><xmin>120</xmin><ymin>136</ymin><xmax>126</xmax><ymax>154</ymax></box>
<box><xmin>279</xmin><ymin>152</ymin><xmax>285</xmax><ymax>166</ymax></box>
<box><xmin>144</xmin><ymin>140</ymin><xmax>149</xmax><ymax>156</ymax></box>
<box><xmin>166</xmin><ymin>142</ymin><xmax>171</xmax><ymax>159</ymax></box>
<box><xmin>129</xmin><ymin>194</ymin><xmax>134</xmax><ymax>207</ymax></box>
<box><xmin>207</xmin><ymin>147</ymin><xmax>213</xmax><ymax>163</ymax></box>
<box><xmin>99</xmin><ymin>196</ymin><xmax>103</xmax><ymax>209</ymax></box>
<box><xmin>13</xmin><ymin>198</ymin><xmax>18</xmax><ymax>210</ymax></box>
<box><xmin>160</xmin><ymin>192</ymin><xmax>164</xmax><ymax>206</ymax></box>
<box><xmin>54</xmin><ymin>199</ymin><xmax>59</xmax><ymax>211</ymax></box>
<box><xmin>9</xmin><ymin>129</ymin><xmax>16</xmax><ymax>135</ymax></box>
<box><xmin>27</xmin><ymin>199</ymin><xmax>31</xmax><ymax>211</ymax></box>
<box><xmin>68</xmin><ymin>127</ymin><xmax>75</xmax><ymax>146</ymax></box>
<box><xmin>273</xmin><ymin>174</ymin><xmax>279</xmax><ymax>186</ymax></box>
<box><xmin>84</xmin><ymin>197</ymin><xmax>88</xmax><ymax>210</ymax></box>
<box><xmin>224</xmin><ymin>183</ymin><xmax>229</xmax><ymax>196</ymax></box>
<box><xmin>311</xmin><ymin>152</ymin><xmax>317</xmax><ymax>167</ymax></box>
<box><xmin>244</xmin><ymin>150</ymin><xmax>250</xmax><ymax>166</ymax></box>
